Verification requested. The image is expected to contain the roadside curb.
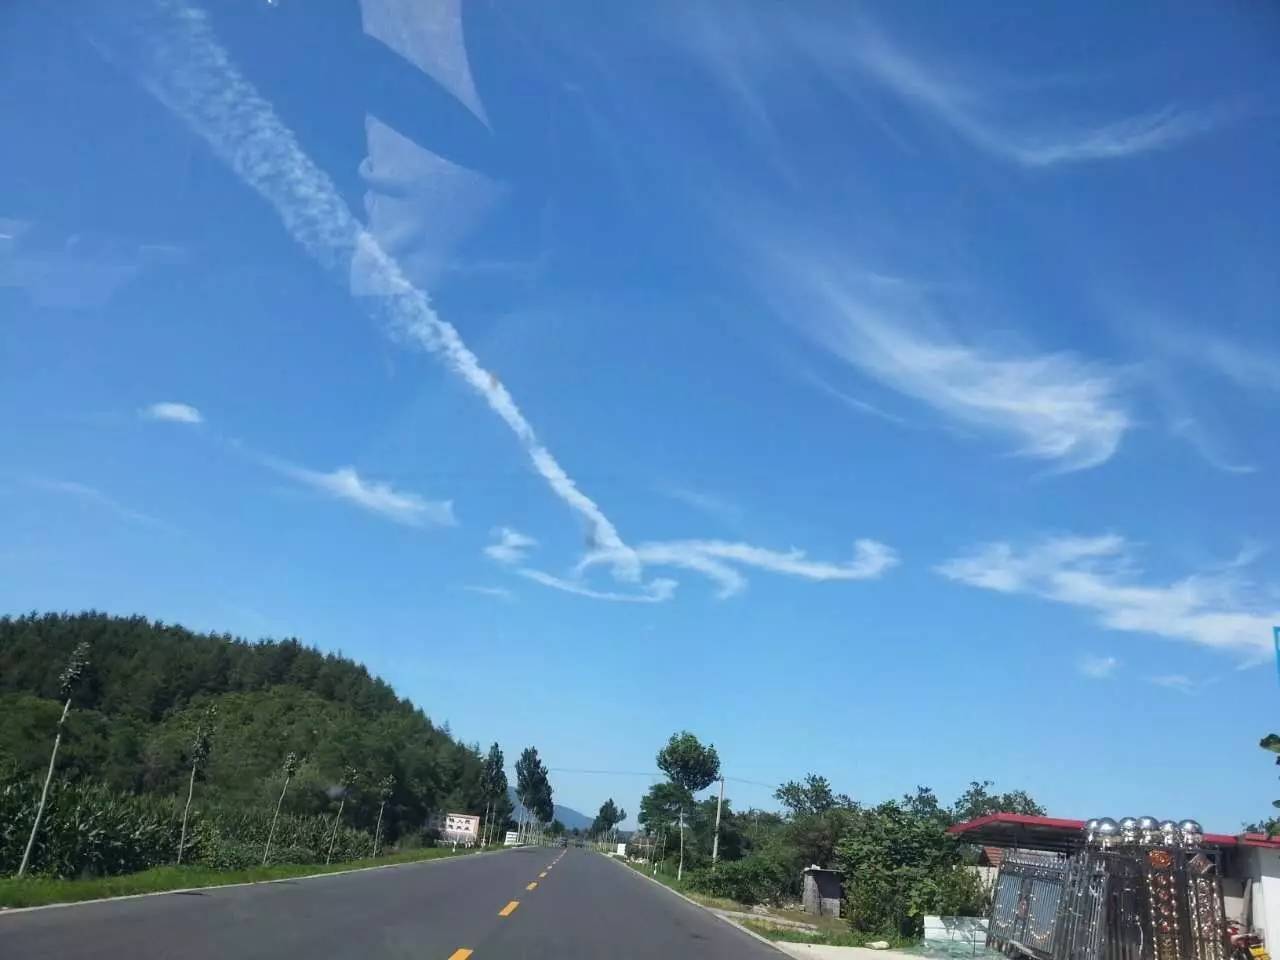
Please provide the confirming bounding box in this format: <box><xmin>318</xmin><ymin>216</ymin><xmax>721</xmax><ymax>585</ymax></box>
<box><xmin>601</xmin><ymin>854</ymin><xmax>790</xmax><ymax>957</ymax></box>
<box><xmin>0</xmin><ymin>846</ymin><xmax>511</xmax><ymax>917</ymax></box>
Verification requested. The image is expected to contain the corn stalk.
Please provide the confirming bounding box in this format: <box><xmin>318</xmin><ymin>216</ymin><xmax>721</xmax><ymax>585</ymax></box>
<box><xmin>17</xmin><ymin>641</ymin><xmax>90</xmax><ymax>878</ymax></box>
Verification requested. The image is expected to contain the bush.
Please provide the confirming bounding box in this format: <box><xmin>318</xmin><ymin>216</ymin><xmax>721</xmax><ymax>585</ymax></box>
<box><xmin>0</xmin><ymin>775</ymin><xmax>381</xmax><ymax>878</ymax></box>
<box><xmin>0</xmin><ymin>778</ymin><xmax>181</xmax><ymax>878</ymax></box>
<box><xmin>687</xmin><ymin>856</ymin><xmax>791</xmax><ymax>905</ymax></box>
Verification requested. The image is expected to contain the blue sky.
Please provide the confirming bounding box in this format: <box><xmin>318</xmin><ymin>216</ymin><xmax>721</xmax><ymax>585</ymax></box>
<box><xmin>3</xmin><ymin>1</ymin><xmax>1278</xmax><ymax>830</ymax></box>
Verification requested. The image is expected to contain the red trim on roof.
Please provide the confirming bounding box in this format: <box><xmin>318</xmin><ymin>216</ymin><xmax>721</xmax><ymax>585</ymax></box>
<box><xmin>947</xmin><ymin>813</ymin><xmax>1085</xmax><ymax>835</ymax></box>
<box><xmin>948</xmin><ymin>813</ymin><xmax>1280</xmax><ymax>850</ymax></box>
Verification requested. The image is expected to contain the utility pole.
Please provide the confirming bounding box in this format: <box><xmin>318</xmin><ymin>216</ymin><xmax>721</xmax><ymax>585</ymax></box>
<box><xmin>677</xmin><ymin>806</ymin><xmax>686</xmax><ymax>882</ymax></box>
<box><xmin>710</xmin><ymin>776</ymin><xmax>725</xmax><ymax>870</ymax></box>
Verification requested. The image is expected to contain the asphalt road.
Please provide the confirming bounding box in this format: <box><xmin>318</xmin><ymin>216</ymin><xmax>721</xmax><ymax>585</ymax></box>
<box><xmin>0</xmin><ymin>848</ymin><xmax>783</xmax><ymax>959</ymax></box>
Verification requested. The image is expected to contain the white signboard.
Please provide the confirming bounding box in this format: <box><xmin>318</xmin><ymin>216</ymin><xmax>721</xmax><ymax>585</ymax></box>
<box><xmin>503</xmin><ymin>830</ymin><xmax>519</xmax><ymax>847</ymax></box>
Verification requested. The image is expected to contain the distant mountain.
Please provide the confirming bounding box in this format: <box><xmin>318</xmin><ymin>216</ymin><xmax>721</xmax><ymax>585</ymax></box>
<box><xmin>507</xmin><ymin>786</ymin><xmax>592</xmax><ymax>831</ymax></box>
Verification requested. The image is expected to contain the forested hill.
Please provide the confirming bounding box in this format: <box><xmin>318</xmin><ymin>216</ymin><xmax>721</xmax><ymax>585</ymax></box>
<box><xmin>0</xmin><ymin>612</ymin><xmax>495</xmax><ymax>837</ymax></box>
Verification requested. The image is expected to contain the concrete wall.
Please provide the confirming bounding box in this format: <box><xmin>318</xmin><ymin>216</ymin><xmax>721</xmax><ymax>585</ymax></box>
<box><xmin>1241</xmin><ymin>847</ymin><xmax>1280</xmax><ymax>951</ymax></box>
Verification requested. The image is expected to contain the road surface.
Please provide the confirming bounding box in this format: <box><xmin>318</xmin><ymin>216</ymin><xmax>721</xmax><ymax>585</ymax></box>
<box><xmin>0</xmin><ymin>847</ymin><xmax>783</xmax><ymax>959</ymax></box>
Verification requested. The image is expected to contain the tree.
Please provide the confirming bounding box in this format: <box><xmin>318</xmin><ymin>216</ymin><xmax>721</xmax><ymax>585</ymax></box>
<box><xmin>775</xmin><ymin>774</ymin><xmax>853</xmax><ymax>818</ymax></box>
<box><xmin>262</xmin><ymin>751</ymin><xmax>300</xmax><ymax>865</ymax></box>
<box><xmin>655</xmin><ymin>731</ymin><xmax>720</xmax><ymax>881</ymax></box>
<box><xmin>479</xmin><ymin>743</ymin><xmax>506</xmax><ymax>846</ymax></box>
<box><xmin>549</xmin><ymin>819</ymin><xmax>566</xmax><ymax>837</ymax></box>
<box><xmin>515</xmin><ymin>746</ymin><xmax>550</xmax><ymax>842</ymax></box>
<box><xmin>592</xmin><ymin>797</ymin><xmax>626</xmax><ymax>837</ymax></box>
<box><xmin>836</xmin><ymin>794</ymin><xmax>985</xmax><ymax>938</ymax></box>
<box><xmin>951</xmin><ymin>780</ymin><xmax>1045</xmax><ymax>822</ymax></box>
<box><xmin>326</xmin><ymin>766</ymin><xmax>359</xmax><ymax>865</ymax></box>
<box><xmin>656</xmin><ymin>731</ymin><xmax>720</xmax><ymax>794</ymax></box>
<box><xmin>17</xmin><ymin>640</ymin><xmax>90</xmax><ymax>878</ymax></box>
<box><xmin>372</xmin><ymin>774</ymin><xmax>395</xmax><ymax>857</ymax></box>
<box><xmin>177</xmin><ymin>704</ymin><xmax>217</xmax><ymax>865</ymax></box>
<box><xmin>1247</xmin><ymin>734</ymin><xmax>1280</xmax><ymax>835</ymax></box>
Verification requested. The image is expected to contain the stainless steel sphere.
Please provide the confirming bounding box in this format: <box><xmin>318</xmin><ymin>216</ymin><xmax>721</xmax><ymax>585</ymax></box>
<box><xmin>1138</xmin><ymin>816</ymin><xmax>1162</xmax><ymax>845</ymax></box>
<box><xmin>1179</xmin><ymin>820</ymin><xmax>1204</xmax><ymax>847</ymax></box>
<box><xmin>1096</xmin><ymin>817</ymin><xmax>1120</xmax><ymax>843</ymax></box>
<box><xmin>1118</xmin><ymin>817</ymin><xmax>1139</xmax><ymax>843</ymax></box>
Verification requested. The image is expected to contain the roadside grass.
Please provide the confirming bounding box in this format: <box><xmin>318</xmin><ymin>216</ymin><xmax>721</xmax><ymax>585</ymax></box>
<box><xmin>620</xmin><ymin>858</ymin><xmax>740</xmax><ymax>911</ymax></box>
<box><xmin>0</xmin><ymin>845</ymin><xmax>497</xmax><ymax>909</ymax></box>
<box><xmin>616</xmin><ymin>859</ymin><xmax>920</xmax><ymax>951</ymax></box>
<box><xmin>743</xmin><ymin>919</ymin><xmax>918</xmax><ymax>949</ymax></box>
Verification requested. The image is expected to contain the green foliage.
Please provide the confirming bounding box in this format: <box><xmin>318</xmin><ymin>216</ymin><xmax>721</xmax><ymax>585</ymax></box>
<box><xmin>592</xmin><ymin>798</ymin><xmax>625</xmax><ymax>835</ymax></box>
<box><xmin>656</xmin><ymin>731</ymin><xmax>720</xmax><ymax>793</ymax></box>
<box><xmin>0</xmin><ymin>847</ymin><xmax>486</xmax><ymax>908</ymax></box>
<box><xmin>0</xmin><ymin>773</ymin><xmax>386</xmax><ymax>878</ymax></box>
<box><xmin>1</xmin><ymin>777</ymin><xmax>180</xmax><ymax>878</ymax></box>
<box><xmin>775</xmin><ymin>775</ymin><xmax>852</xmax><ymax>817</ymax></box>
<box><xmin>951</xmin><ymin>780</ymin><xmax>1045</xmax><ymax>821</ymax></box>
<box><xmin>834</xmin><ymin>794</ymin><xmax>981</xmax><ymax>937</ymax></box>
<box><xmin>687</xmin><ymin>855</ymin><xmax>790</xmax><ymax>905</ymax></box>
<box><xmin>0</xmin><ymin>613</ymin><xmax>496</xmax><ymax>849</ymax></box>
<box><xmin>514</xmin><ymin>746</ymin><xmax>553</xmax><ymax>823</ymax></box>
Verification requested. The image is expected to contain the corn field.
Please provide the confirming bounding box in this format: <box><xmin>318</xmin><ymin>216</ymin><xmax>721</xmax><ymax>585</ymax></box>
<box><xmin>1</xmin><ymin>776</ymin><xmax>380</xmax><ymax>878</ymax></box>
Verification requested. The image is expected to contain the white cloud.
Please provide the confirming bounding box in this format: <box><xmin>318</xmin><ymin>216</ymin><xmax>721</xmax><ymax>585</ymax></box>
<box><xmin>675</xmin><ymin>7</ymin><xmax>1224</xmax><ymax>170</ymax></box>
<box><xmin>271</xmin><ymin>461</ymin><xmax>454</xmax><ymax>528</ymax></box>
<box><xmin>1149</xmin><ymin>674</ymin><xmax>1196</xmax><ymax>694</ymax></box>
<box><xmin>659</xmin><ymin>486</ymin><xmax>744</xmax><ymax>527</ymax></box>
<box><xmin>1169</xmin><ymin>418</ymin><xmax>1256</xmax><ymax>475</ymax></box>
<box><xmin>1079</xmin><ymin>654</ymin><xmax>1119</xmax><ymax>679</ymax></box>
<box><xmin>114</xmin><ymin>2</ymin><xmax>642</xmax><ymax>583</ymax></box>
<box><xmin>776</xmin><ymin>263</ymin><xmax>1130</xmax><ymax>470</ymax></box>
<box><xmin>32</xmin><ymin>478</ymin><xmax>176</xmax><ymax>533</ymax></box>
<box><xmin>843</xmin><ymin>25</ymin><xmax>1221</xmax><ymax>168</ymax></box>
<box><xmin>939</xmin><ymin>534</ymin><xmax>1279</xmax><ymax>659</ymax></box>
<box><xmin>579</xmin><ymin>538</ymin><xmax>898</xmax><ymax>599</ymax></box>
<box><xmin>120</xmin><ymin>6</ymin><xmax>900</xmax><ymax>605</ymax></box>
<box><xmin>485</xmin><ymin>527</ymin><xmax>537</xmax><ymax>564</ymax></box>
<box><xmin>141</xmin><ymin>401</ymin><xmax>202</xmax><ymax>424</ymax></box>
<box><xmin>518</xmin><ymin>568</ymin><xmax>678</xmax><ymax>604</ymax></box>
<box><xmin>459</xmin><ymin>585</ymin><xmax>514</xmax><ymax>601</ymax></box>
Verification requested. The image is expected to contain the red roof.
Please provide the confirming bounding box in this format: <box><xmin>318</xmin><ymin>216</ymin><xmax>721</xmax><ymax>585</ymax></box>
<box><xmin>948</xmin><ymin>813</ymin><xmax>1280</xmax><ymax>850</ymax></box>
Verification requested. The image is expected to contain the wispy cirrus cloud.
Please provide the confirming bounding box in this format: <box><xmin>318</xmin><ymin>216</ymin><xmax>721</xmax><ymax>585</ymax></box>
<box><xmin>673</xmin><ymin>5</ymin><xmax>1226</xmax><ymax>169</ymax></box>
<box><xmin>31</xmin><ymin>478</ymin><xmax>177</xmax><ymax>533</ymax></box>
<box><xmin>459</xmin><ymin>585</ymin><xmax>514</xmax><ymax>601</ymax></box>
<box><xmin>1149</xmin><ymin>674</ymin><xmax>1197</xmax><ymax>694</ymax></box>
<box><xmin>579</xmin><ymin>538</ymin><xmax>898</xmax><ymax>599</ymax></box>
<box><xmin>1079</xmin><ymin>654</ymin><xmax>1119</xmax><ymax>679</ymax></box>
<box><xmin>518</xmin><ymin>568</ymin><xmax>677</xmax><ymax>604</ymax></box>
<box><xmin>94</xmin><ymin>0</ymin><xmax>644</xmax><ymax>583</ymax></box>
<box><xmin>771</xmin><ymin>260</ymin><xmax>1131</xmax><ymax>470</ymax></box>
<box><xmin>841</xmin><ymin>23</ymin><xmax>1223</xmax><ymax>168</ymax></box>
<box><xmin>140</xmin><ymin>401</ymin><xmax>202</xmax><ymax>424</ymax></box>
<box><xmin>484</xmin><ymin>527</ymin><xmax>537</xmax><ymax>564</ymax></box>
<box><xmin>658</xmin><ymin>485</ymin><xmax>744</xmax><ymax>528</ymax></box>
<box><xmin>102</xmin><ymin>2</ymin><xmax>900</xmax><ymax>606</ymax></box>
<box><xmin>939</xmin><ymin>534</ymin><xmax>1278</xmax><ymax>659</ymax></box>
<box><xmin>267</xmin><ymin>460</ymin><xmax>454</xmax><ymax>528</ymax></box>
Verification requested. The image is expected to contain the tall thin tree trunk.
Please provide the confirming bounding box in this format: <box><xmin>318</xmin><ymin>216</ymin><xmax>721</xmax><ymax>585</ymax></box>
<box><xmin>18</xmin><ymin>697</ymin><xmax>71</xmax><ymax>879</ymax></box>
<box><xmin>372</xmin><ymin>800</ymin><xmax>386</xmax><ymax>858</ymax></box>
<box><xmin>177</xmin><ymin>762</ymin><xmax>198</xmax><ymax>866</ymax></box>
<box><xmin>677</xmin><ymin>807</ymin><xmax>685</xmax><ymax>882</ymax></box>
<box><xmin>262</xmin><ymin>774</ymin><xmax>292</xmax><ymax>866</ymax></box>
<box><xmin>325</xmin><ymin>797</ymin><xmax>346</xmax><ymax>865</ymax></box>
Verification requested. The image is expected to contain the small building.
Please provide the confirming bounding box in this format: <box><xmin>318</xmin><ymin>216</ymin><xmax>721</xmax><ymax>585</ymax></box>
<box><xmin>949</xmin><ymin>813</ymin><xmax>1280</xmax><ymax>956</ymax></box>
<box><xmin>802</xmin><ymin>865</ymin><xmax>843</xmax><ymax>917</ymax></box>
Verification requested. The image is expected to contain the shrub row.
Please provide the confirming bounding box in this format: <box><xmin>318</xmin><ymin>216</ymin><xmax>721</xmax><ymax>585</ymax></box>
<box><xmin>0</xmin><ymin>777</ymin><xmax>380</xmax><ymax>878</ymax></box>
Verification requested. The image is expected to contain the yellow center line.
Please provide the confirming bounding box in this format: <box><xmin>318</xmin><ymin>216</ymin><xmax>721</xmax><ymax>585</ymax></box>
<box><xmin>539</xmin><ymin>871</ymin><xmax>547</xmax><ymax>878</ymax></box>
<box><xmin>447</xmin><ymin>951</ymin><xmax>473</xmax><ymax>960</ymax></box>
<box><xmin>499</xmin><ymin>900</ymin><xmax>520</xmax><ymax>917</ymax></box>
<box><xmin>527</xmin><ymin>881</ymin><xmax>538</xmax><ymax>891</ymax></box>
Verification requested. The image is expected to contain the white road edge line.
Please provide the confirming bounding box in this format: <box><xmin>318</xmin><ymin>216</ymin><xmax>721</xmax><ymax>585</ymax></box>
<box><xmin>0</xmin><ymin>848</ymin><xmax>511</xmax><ymax>918</ymax></box>
<box><xmin>600</xmin><ymin>854</ymin><xmax>789</xmax><ymax>957</ymax></box>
